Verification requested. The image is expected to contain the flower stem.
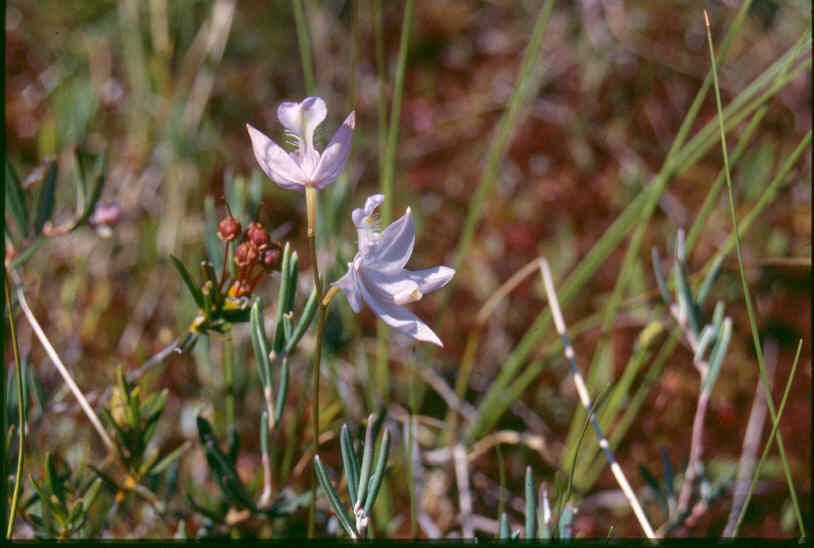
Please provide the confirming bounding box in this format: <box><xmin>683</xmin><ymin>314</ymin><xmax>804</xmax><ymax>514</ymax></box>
<box><xmin>223</xmin><ymin>334</ymin><xmax>235</xmax><ymax>434</ymax></box>
<box><xmin>305</xmin><ymin>186</ymin><xmax>325</xmax><ymax>538</ymax></box>
<box><xmin>5</xmin><ymin>275</ymin><xmax>25</xmax><ymax>539</ymax></box>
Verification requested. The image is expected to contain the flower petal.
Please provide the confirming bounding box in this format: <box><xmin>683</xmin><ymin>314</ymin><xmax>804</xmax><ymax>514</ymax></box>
<box><xmin>405</xmin><ymin>266</ymin><xmax>455</xmax><ymax>294</ymax></box>
<box><xmin>312</xmin><ymin>111</ymin><xmax>355</xmax><ymax>189</ymax></box>
<box><xmin>358</xmin><ymin>278</ymin><xmax>443</xmax><ymax>346</ymax></box>
<box><xmin>359</xmin><ymin>268</ymin><xmax>423</xmax><ymax>305</ymax></box>
<box><xmin>352</xmin><ymin>193</ymin><xmax>384</xmax><ymax>228</ymax></box>
<box><xmin>368</xmin><ymin>207</ymin><xmax>415</xmax><ymax>270</ymax></box>
<box><xmin>247</xmin><ymin>124</ymin><xmax>307</xmax><ymax>190</ymax></box>
<box><xmin>332</xmin><ymin>267</ymin><xmax>362</xmax><ymax>313</ymax></box>
<box><xmin>277</xmin><ymin>97</ymin><xmax>326</xmax><ymax>152</ymax></box>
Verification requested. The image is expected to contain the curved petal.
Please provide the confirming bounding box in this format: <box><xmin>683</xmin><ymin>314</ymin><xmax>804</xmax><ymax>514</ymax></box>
<box><xmin>368</xmin><ymin>207</ymin><xmax>415</xmax><ymax>270</ymax></box>
<box><xmin>277</xmin><ymin>97</ymin><xmax>326</xmax><ymax>153</ymax></box>
<box><xmin>358</xmin><ymin>278</ymin><xmax>443</xmax><ymax>346</ymax></box>
<box><xmin>332</xmin><ymin>267</ymin><xmax>361</xmax><ymax>313</ymax></box>
<box><xmin>312</xmin><ymin>111</ymin><xmax>355</xmax><ymax>189</ymax></box>
<box><xmin>359</xmin><ymin>268</ymin><xmax>423</xmax><ymax>305</ymax></box>
<box><xmin>247</xmin><ymin>124</ymin><xmax>307</xmax><ymax>190</ymax></box>
<box><xmin>352</xmin><ymin>193</ymin><xmax>384</xmax><ymax>227</ymax></box>
<box><xmin>405</xmin><ymin>266</ymin><xmax>455</xmax><ymax>294</ymax></box>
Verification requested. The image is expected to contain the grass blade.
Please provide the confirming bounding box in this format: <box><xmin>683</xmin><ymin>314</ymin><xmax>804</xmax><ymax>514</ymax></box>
<box><xmin>704</xmin><ymin>11</ymin><xmax>805</xmax><ymax>536</ymax></box>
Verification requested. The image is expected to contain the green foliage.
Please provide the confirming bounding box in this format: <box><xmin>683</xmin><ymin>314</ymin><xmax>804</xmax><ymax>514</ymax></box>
<box><xmin>25</xmin><ymin>454</ymin><xmax>103</xmax><ymax>539</ymax></box>
<box><xmin>313</xmin><ymin>418</ymin><xmax>391</xmax><ymax>539</ymax></box>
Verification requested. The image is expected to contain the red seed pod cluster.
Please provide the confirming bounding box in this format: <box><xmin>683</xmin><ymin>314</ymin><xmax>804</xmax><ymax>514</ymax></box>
<box><xmin>217</xmin><ymin>217</ymin><xmax>282</xmax><ymax>299</ymax></box>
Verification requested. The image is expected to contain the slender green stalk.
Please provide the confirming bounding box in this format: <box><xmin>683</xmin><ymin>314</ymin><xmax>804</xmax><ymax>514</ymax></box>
<box><xmin>223</xmin><ymin>335</ymin><xmax>235</xmax><ymax>434</ymax></box>
<box><xmin>5</xmin><ymin>277</ymin><xmax>25</xmax><ymax>539</ymax></box>
<box><xmin>376</xmin><ymin>0</ymin><xmax>414</xmax><ymax>404</ymax></box>
<box><xmin>731</xmin><ymin>340</ymin><xmax>803</xmax><ymax>537</ymax></box>
<box><xmin>305</xmin><ymin>186</ymin><xmax>325</xmax><ymax>538</ymax></box>
<box><xmin>447</xmin><ymin>0</ymin><xmax>555</xmax><ymax>293</ymax></box>
<box><xmin>292</xmin><ymin>0</ymin><xmax>315</xmax><ymax>95</ymax></box>
<box><xmin>704</xmin><ymin>12</ymin><xmax>805</xmax><ymax>537</ymax></box>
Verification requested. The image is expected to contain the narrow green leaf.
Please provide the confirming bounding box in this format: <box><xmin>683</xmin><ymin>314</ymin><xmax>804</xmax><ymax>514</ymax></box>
<box><xmin>355</xmin><ymin>414</ymin><xmax>375</xmax><ymax>508</ymax></box>
<box><xmin>273</xmin><ymin>243</ymin><xmax>292</xmax><ymax>353</ymax></box>
<box><xmin>314</xmin><ymin>455</ymin><xmax>357</xmax><ymax>538</ymax></box>
<box><xmin>170</xmin><ymin>255</ymin><xmax>203</xmax><ymax>309</ymax></box>
<box><xmin>702</xmin><ymin>317</ymin><xmax>731</xmax><ymax>396</ymax></box>
<box><xmin>285</xmin><ymin>287</ymin><xmax>318</xmax><ymax>354</ymax></box>
<box><xmin>651</xmin><ymin>247</ymin><xmax>671</xmax><ymax>305</ymax></box>
<box><xmin>363</xmin><ymin>427</ymin><xmax>390</xmax><ymax>514</ymax></box>
<box><xmin>340</xmin><ymin>424</ymin><xmax>359</xmax><ymax>506</ymax></box>
<box><xmin>196</xmin><ymin>416</ymin><xmax>255</xmax><ymax>511</ymax></box>
<box><xmin>250</xmin><ymin>300</ymin><xmax>272</xmax><ymax>389</ymax></box>
<box><xmin>525</xmin><ymin>465</ymin><xmax>536</xmax><ymax>539</ymax></box>
<box><xmin>558</xmin><ymin>502</ymin><xmax>574</xmax><ymax>539</ymax></box>
<box><xmin>33</xmin><ymin>162</ymin><xmax>58</xmax><ymax>235</ymax></box>
<box><xmin>498</xmin><ymin>512</ymin><xmax>510</xmax><ymax>539</ymax></box>
<box><xmin>639</xmin><ymin>464</ymin><xmax>668</xmax><ymax>517</ymax></box>
<box><xmin>5</xmin><ymin>160</ymin><xmax>31</xmax><ymax>238</ymax></box>
<box><xmin>696</xmin><ymin>252</ymin><xmax>724</xmax><ymax>309</ymax></box>
<box><xmin>694</xmin><ymin>324</ymin><xmax>716</xmax><ymax>363</ymax></box>
<box><xmin>274</xmin><ymin>356</ymin><xmax>289</xmax><ymax>423</ymax></box>
<box><xmin>9</xmin><ymin>239</ymin><xmax>45</xmax><ymax>269</ymax></box>
<box><xmin>150</xmin><ymin>442</ymin><xmax>191</xmax><ymax>476</ymax></box>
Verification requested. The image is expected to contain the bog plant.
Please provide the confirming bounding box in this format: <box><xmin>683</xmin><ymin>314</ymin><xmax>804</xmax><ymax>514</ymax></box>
<box><xmin>3</xmin><ymin>2</ymin><xmax>810</xmax><ymax>541</ymax></box>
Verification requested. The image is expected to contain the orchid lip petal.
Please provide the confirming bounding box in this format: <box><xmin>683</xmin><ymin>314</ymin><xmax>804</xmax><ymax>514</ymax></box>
<box><xmin>246</xmin><ymin>124</ymin><xmax>307</xmax><ymax>190</ymax></box>
<box><xmin>352</xmin><ymin>192</ymin><xmax>384</xmax><ymax>227</ymax></box>
<box><xmin>277</xmin><ymin>96</ymin><xmax>327</xmax><ymax>153</ymax></box>
<box><xmin>312</xmin><ymin>111</ymin><xmax>355</xmax><ymax>189</ymax></box>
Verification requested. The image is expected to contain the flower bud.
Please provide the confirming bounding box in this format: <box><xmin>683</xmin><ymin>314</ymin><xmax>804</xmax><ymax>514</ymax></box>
<box><xmin>234</xmin><ymin>241</ymin><xmax>258</xmax><ymax>267</ymax></box>
<box><xmin>218</xmin><ymin>215</ymin><xmax>242</xmax><ymax>242</ymax></box>
<box><xmin>89</xmin><ymin>201</ymin><xmax>122</xmax><ymax>227</ymax></box>
<box><xmin>247</xmin><ymin>221</ymin><xmax>270</xmax><ymax>248</ymax></box>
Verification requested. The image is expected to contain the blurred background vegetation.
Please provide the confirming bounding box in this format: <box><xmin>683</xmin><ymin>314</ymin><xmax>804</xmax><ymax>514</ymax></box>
<box><xmin>4</xmin><ymin>0</ymin><xmax>811</xmax><ymax>538</ymax></box>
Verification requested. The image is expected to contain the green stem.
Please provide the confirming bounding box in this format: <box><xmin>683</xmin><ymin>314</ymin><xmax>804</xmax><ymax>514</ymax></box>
<box><xmin>223</xmin><ymin>335</ymin><xmax>235</xmax><ymax>434</ymax></box>
<box><xmin>376</xmin><ymin>0</ymin><xmax>414</xmax><ymax>404</ymax></box>
<box><xmin>306</xmin><ymin>186</ymin><xmax>325</xmax><ymax>538</ymax></box>
<box><xmin>5</xmin><ymin>276</ymin><xmax>25</xmax><ymax>539</ymax></box>
<box><xmin>292</xmin><ymin>0</ymin><xmax>315</xmax><ymax>95</ymax></box>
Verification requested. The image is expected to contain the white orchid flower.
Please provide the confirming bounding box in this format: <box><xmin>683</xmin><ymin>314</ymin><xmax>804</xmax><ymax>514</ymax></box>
<box><xmin>333</xmin><ymin>194</ymin><xmax>455</xmax><ymax>347</ymax></box>
<box><xmin>247</xmin><ymin>96</ymin><xmax>355</xmax><ymax>191</ymax></box>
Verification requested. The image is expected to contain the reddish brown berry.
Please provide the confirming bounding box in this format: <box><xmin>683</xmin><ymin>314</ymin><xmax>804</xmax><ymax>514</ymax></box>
<box><xmin>218</xmin><ymin>216</ymin><xmax>242</xmax><ymax>242</ymax></box>
<box><xmin>247</xmin><ymin>221</ymin><xmax>270</xmax><ymax>248</ymax></box>
<box><xmin>234</xmin><ymin>241</ymin><xmax>258</xmax><ymax>267</ymax></box>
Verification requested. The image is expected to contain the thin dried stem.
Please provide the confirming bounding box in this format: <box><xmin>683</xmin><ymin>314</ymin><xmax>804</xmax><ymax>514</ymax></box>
<box><xmin>539</xmin><ymin>258</ymin><xmax>656</xmax><ymax>539</ymax></box>
<box><xmin>453</xmin><ymin>444</ymin><xmax>474</xmax><ymax>538</ymax></box>
<box><xmin>9</xmin><ymin>270</ymin><xmax>115</xmax><ymax>452</ymax></box>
